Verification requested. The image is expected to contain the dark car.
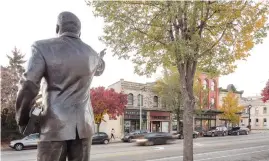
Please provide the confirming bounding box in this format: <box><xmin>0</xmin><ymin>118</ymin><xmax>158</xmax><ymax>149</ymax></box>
<box><xmin>228</xmin><ymin>127</ymin><xmax>250</xmax><ymax>135</ymax></box>
<box><xmin>204</xmin><ymin>126</ymin><xmax>228</xmax><ymax>137</ymax></box>
<box><xmin>92</xmin><ymin>132</ymin><xmax>110</xmax><ymax>144</ymax></box>
<box><xmin>136</xmin><ymin>132</ymin><xmax>175</xmax><ymax>146</ymax></box>
<box><xmin>173</xmin><ymin>131</ymin><xmax>199</xmax><ymax>139</ymax></box>
<box><xmin>194</xmin><ymin>127</ymin><xmax>206</xmax><ymax>136</ymax></box>
<box><xmin>122</xmin><ymin>130</ymin><xmax>149</xmax><ymax>143</ymax></box>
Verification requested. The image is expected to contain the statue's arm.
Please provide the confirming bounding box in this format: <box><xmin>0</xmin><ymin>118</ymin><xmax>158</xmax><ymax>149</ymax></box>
<box><xmin>15</xmin><ymin>44</ymin><xmax>45</xmax><ymax>133</ymax></box>
<box><xmin>94</xmin><ymin>58</ymin><xmax>105</xmax><ymax>76</ymax></box>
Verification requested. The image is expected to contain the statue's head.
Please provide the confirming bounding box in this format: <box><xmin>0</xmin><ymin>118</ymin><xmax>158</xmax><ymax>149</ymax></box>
<box><xmin>56</xmin><ymin>11</ymin><xmax>81</xmax><ymax>36</ymax></box>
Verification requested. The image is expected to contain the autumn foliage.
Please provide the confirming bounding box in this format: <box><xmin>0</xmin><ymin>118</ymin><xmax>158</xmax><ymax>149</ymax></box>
<box><xmin>90</xmin><ymin>87</ymin><xmax>127</xmax><ymax>131</ymax></box>
<box><xmin>219</xmin><ymin>92</ymin><xmax>244</xmax><ymax>125</ymax></box>
<box><xmin>261</xmin><ymin>80</ymin><xmax>269</xmax><ymax>103</ymax></box>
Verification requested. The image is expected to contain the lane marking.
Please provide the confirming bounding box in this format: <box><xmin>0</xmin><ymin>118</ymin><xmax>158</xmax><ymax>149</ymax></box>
<box><xmin>154</xmin><ymin>147</ymin><xmax>165</xmax><ymax>150</ymax></box>
<box><xmin>145</xmin><ymin>145</ymin><xmax>268</xmax><ymax>161</ymax></box>
<box><xmin>195</xmin><ymin>149</ymin><xmax>269</xmax><ymax>161</ymax></box>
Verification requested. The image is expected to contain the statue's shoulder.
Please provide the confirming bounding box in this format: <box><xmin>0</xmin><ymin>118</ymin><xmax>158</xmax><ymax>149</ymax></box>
<box><xmin>33</xmin><ymin>38</ymin><xmax>59</xmax><ymax>47</ymax></box>
<box><xmin>81</xmin><ymin>42</ymin><xmax>99</xmax><ymax>56</ymax></box>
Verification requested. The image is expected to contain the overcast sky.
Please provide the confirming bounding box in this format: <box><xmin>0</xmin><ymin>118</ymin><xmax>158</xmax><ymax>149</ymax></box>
<box><xmin>1</xmin><ymin>0</ymin><xmax>268</xmax><ymax>97</ymax></box>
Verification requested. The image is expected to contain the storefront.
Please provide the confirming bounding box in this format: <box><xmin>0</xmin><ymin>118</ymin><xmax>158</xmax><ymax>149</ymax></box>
<box><xmin>195</xmin><ymin>109</ymin><xmax>223</xmax><ymax>131</ymax></box>
<box><xmin>149</xmin><ymin>111</ymin><xmax>171</xmax><ymax>133</ymax></box>
<box><xmin>123</xmin><ymin>109</ymin><xmax>147</xmax><ymax>133</ymax></box>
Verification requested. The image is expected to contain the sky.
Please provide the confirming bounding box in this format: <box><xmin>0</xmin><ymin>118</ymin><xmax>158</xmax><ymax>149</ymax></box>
<box><xmin>0</xmin><ymin>0</ymin><xmax>268</xmax><ymax>97</ymax></box>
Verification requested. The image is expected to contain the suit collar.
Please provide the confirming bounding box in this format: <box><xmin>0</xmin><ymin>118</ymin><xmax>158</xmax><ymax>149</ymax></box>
<box><xmin>60</xmin><ymin>32</ymin><xmax>80</xmax><ymax>39</ymax></box>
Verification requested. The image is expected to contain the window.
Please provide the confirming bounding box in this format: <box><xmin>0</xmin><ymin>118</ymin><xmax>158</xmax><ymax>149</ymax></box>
<box><xmin>263</xmin><ymin>118</ymin><xmax>267</xmax><ymax>126</ymax></box>
<box><xmin>263</xmin><ymin>107</ymin><xmax>267</xmax><ymax>114</ymax></box>
<box><xmin>137</xmin><ymin>94</ymin><xmax>143</xmax><ymax>106</ymax></box>
<box><xmin>255</xmin><ymin>108</ymin><xmax>259</xmax><ymax>115</ymax></box>
<box><xmin>210</xmin><ymin>98</ymin><xmax>215</xmax><ymax>108</ymax></box>
<box><xmin>127</xmin><ymin>93</ymin><xmax>134</xmax><ymax>105</ymax></box>
<box><xmin>211</xmin><ymin>81</ymin><xmax>215</xmax><ymax>91</ymax></box>
<box><xmin>255</xmin><ymin>118</ymin><xmax>259</xmax><ymax>126</ymax></box>
<box><xmin>153</xmin><ymin>96</ymin><xmax>158</xmax><ymax>107</ymax></box>
<box><xmin>203</xmin><ymin>80</ymin><xmax>208</xmax><ymax>89</ymax></box>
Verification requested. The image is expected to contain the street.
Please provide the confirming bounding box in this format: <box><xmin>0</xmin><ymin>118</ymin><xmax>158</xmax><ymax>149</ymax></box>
<box><xmin>1</xmin><ymin>132</ymin><xmax>269</xmax><ymax>161</ymax></box>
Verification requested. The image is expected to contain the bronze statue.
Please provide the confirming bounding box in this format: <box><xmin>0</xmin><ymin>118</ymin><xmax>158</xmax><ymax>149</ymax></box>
<box><xmin>15</xmin><ymin>11</ymin><xmax>105</xmax><ymax>161</ymax></box>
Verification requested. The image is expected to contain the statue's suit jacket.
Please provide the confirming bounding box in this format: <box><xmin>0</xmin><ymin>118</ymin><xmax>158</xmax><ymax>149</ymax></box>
<box><xmin>15</xmin><ymin>32</ymin><xmax>105</xmax><ymax>141</ymax></box>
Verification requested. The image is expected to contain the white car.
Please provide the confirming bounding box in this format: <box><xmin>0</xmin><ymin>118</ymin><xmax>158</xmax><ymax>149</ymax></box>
<box><xmin>9</xmin><ymin>133</ymin><xmax>40</xmax><ymax>151</ymax></box>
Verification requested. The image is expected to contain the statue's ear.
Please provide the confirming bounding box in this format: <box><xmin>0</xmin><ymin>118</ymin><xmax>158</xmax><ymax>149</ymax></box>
<box><xmin>79</xmin><ymin>32</ymin><xmax>81</xmax><ymax>37</ymax></box>
<box><xmin>56</xmin><ymin>25</ymin><xmax>59</xmax><ymax>34</ymax></box>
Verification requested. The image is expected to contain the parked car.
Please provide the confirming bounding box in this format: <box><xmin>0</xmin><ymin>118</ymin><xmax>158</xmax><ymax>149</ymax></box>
<box><xmin>173</xmin><ymin>131</ymin><xmax>199</xmax><ymax>139</ymax></box>
<box><xmin>204</xmin><ymin>126</ymin><xmax>228</xmax><ymax>137</ymax></box>
<box><xmin>10</xmin><ymin>133</ymin><xmax>40</xmax><ymax>151</ymax></box>
<box><xmin>228</xmin><ymin>127</ymin><xmax>250</xmax><ymax>135</ymax></box>
<box><xmin>136</xmin><ymin>132</ymin><xmax>176</xmax><ymax>146</ymax></box>
<box><xmin>194</xmin><ymin>127</ymin><xmax>206</xmax><ymax>136</ymax></box>
<box><xmin>92</xmin><ymin>132</ymin><xmax>110</xmax><ymax>144</ymax></box>
<box><xmin>122</xmin><ymin>130</ymin><xmax>149</xmax><ymax>143</ymax></box>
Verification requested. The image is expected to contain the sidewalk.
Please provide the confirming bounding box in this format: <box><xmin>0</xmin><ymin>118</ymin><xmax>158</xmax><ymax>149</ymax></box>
<box><xmin>250</xmin><ymin>129</ymin><xmax>269</xmax><ymax>134</ymax></box>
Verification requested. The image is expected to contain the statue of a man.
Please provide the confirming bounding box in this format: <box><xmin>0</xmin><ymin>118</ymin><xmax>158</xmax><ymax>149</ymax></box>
<box><xmin>15</xmin><ymin>11</ymin><xmax>105</xmax><ymax>161</ymax></box>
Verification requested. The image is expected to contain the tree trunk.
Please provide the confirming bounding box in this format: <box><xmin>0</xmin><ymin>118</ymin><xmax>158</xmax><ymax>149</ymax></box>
<box><xmin>182</xmin><ymin>96</ymin><xmax>195</xmax><ymax>161</ymax></box>
<box><xmin>177</xmin><ymin>60</ymin><xmax>197</xmax><ymax>161</ymax></box>
<box><xmin>97</xmin><ymin>123</ymin><xmax>100</xmax><ymax>133</ymax></box>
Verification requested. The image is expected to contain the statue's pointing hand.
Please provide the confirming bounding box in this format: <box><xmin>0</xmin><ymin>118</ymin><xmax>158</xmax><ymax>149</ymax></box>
<box><xmin>99</xmin><ymin>49</ymin><xmax>106</xmax><ymax>58</ymax></box>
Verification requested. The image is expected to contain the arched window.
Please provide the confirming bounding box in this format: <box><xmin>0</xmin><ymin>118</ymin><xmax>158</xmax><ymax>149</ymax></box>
<box><xmin>211</xmin><ymin>81</ymin><xmax>215</xmax><ymax>91</ymax></box>
<box><xmin>153</xmin><ymin>96</ymin><xmax>158</xmax><ymax>107</ymax></box>
<box><xmin>210</xmin><ymin>98</ymin><xmax>215</xmax><ymax>108</ymax></box>
<box><xmin>203</xmin><ymin>79</ymin><xmax>208</xmax><ymax>90</ymax></box>
<box><xmin>127</xmin><ymin>93</ymin><xmax>133</xmax><ymax>105</ymax></box>
<box><xmin>137</xmin><ymin>94</ymin><xmax>143</xmax><ymax>106</ymax></box>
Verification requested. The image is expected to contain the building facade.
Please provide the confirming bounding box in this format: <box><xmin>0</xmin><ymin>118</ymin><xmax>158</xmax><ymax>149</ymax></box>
<box><xmin>194</xmin><ymin>73</ymin><xmax>220</xmax><ymax>131</ymax></box>
<box><xmin>100</xmin><ymin>79</ymin><xmax>172</xmax><ymax>137</ymax></box>
<box><xmin>240</xmin><ymin>96</ymin><xmax>269</xmax><ymax>130</ymax></box>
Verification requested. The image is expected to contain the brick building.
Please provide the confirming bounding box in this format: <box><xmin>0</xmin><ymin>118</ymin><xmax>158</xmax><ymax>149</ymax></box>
<box><xmin>194</xmin><ymin>73</ymin><xmax>221</xmax><ymax>131</ymax></box>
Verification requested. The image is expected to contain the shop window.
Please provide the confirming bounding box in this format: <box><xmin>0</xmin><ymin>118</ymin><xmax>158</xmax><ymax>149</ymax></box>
<box><xmin>153</xmin><ymin>96</ymin><xmax>158</xmax><ymax>107</ymax></box>
<box><xmin>137</xmin><ymin>94</ymin><xmax>143</xmax><ymax>106</ymax></box>
<box><xmin>263</xmin><ymin>107</ymin><xmax>267</xmax><ymax>114</ymax></box>
<box><xmin>264</xmin><ymin>118</ymin><xmax>267</xmax><ymax>126</ymax></box>
<box><xmin>127</xmin><ymin>93</ymin><xmax>134</xmax><ymax>105</ymax></box>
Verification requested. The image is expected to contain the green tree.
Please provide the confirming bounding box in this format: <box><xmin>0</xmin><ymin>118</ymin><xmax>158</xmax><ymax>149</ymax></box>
<box><xmin>90</xmin><ymin>1</ymin><xmax>269</xmax><ymax>160</ymax></box>
<box><xmin>153</xmin><ymin>66</ymin><xmax>182</xmax><ymax>132</ymax></box>
<box><xmin>1</xmin><ymin>47</ymin><xmax>26</xmax><ymax>140</ymax></box>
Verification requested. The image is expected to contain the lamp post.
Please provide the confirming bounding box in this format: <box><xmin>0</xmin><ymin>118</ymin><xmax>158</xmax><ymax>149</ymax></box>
<box><xmin>140</xmin><ymin>86</ymin><xmax>146</xmax><ymax>131</ymax></box>
<box><xmin>247</xmin><ymin>98</ymin><xmax>253</xmax><ymax>131</ymax></box>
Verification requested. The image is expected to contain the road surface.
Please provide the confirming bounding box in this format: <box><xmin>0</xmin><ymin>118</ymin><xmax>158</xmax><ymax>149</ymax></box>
<box><xmin>1</xmin><ymin>132</ymin><xmax>269</xmax><ymax>161</ymax></box>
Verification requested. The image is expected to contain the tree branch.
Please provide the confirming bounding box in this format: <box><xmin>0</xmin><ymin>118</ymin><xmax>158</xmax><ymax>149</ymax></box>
<box><xmin>199</xmin><ymin>26</ymin><xmax>228</xmax><ymax>57</ymax></box>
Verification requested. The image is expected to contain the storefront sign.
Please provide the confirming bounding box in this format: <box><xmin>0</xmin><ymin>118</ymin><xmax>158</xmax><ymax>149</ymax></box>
<box><xmin>124</xmin><ymin>109</ymin><xmax>147</xmax><ymax>120</ymax></box>
<box><xmin>195</xmin><ymin>114</ymin><xmax>216</xmax><ymax>119</ymax></box>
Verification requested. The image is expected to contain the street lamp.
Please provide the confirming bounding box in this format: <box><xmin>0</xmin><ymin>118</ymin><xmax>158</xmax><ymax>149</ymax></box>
<box><xmin>140</xmin><ymin>86</ymin><xmax>146</xmax><ymax>131</ymax></box>
<box><xmin>247</xmin><ymin>98</ymin><xmax>252</xmax><ymax>131</ymax></box>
